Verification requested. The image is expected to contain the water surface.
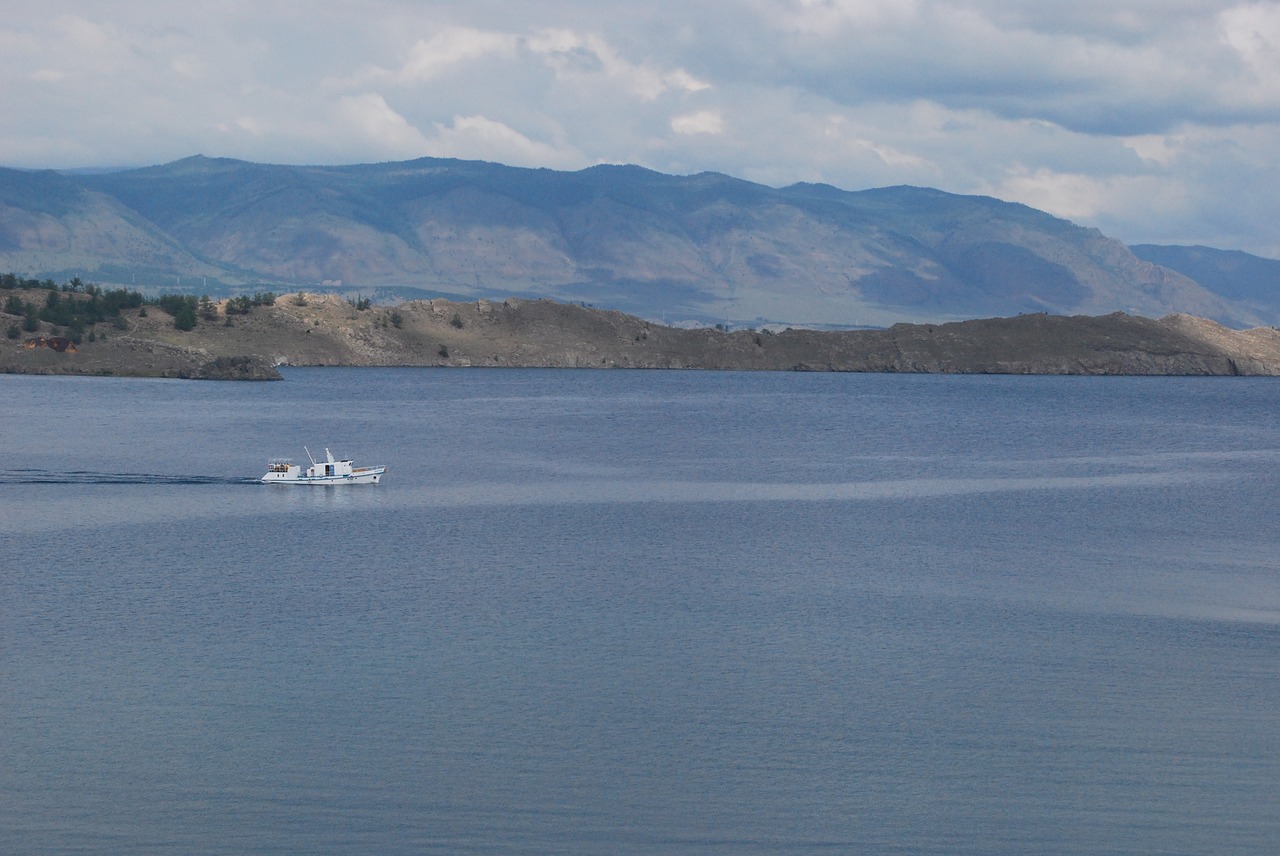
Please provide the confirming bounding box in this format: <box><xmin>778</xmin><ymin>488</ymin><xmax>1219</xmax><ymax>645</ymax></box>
<box><xmin>3</xmin><ymin>369</ymin><xmax>1279</xmax><ymax>854</ymax></box>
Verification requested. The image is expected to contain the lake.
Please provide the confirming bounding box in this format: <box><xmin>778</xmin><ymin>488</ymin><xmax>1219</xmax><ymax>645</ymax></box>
<box><xmin>3</xmin><ymin>368</ymin><xmax>1279</xmax><ymax>854</ymax></box>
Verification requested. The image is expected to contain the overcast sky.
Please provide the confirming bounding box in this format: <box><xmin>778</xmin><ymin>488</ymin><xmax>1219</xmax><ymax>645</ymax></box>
<box><xmin>5</xmin><ymin>1</ymin><xmax>1280</xmax><ymax>255</ymax></box>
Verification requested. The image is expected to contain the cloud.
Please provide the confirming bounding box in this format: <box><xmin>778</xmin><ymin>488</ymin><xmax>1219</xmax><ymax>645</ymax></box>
<box><xmin>30</xmin><ymin>69</ymin><xmax>68</xmax><ymax>83</ymax></box>
<box><xmin>985</xmin><ymin>165</ymin><xmax>1189</xmax><ymax>224</ymax></box>
<box><xmin>1121</xmin><ymin>134</ymin><xmax>1186</xmax><ymax>167</ymax></box>
<box><xmin>334</xmin><ymin>93</ymin><xmax>433</xmax><ymax>157</ymax></box>
<box><xmin>1219</xmin><ymin>3</ymin><xmax>1280</xmax><ymax>109</ymax></box>
<box><xmin>775</xmin><ymin>0</ymin><xmax>921</xmax><ymax>35</ymax></box>
<box><xmin>5</xmin><ymin>1</ymin><xmax>1280</xmax><ymax>254</ymax></box>
<box><xmin>1220</xmin><ymin>3</ymin><xmax>1280</xmax><ymax>73</ymax></box>
<box><xmin>742</xmin><ymin>0</ymin><xmax>1280</xmax><ymax>136</ymax></box>
<box><xmin>422</xmin><ymin>114</ymin><xmax>585</xmax><ymax>169</ymax></box>
<box><xmin>671</xmin><ymin>110</ymin><xmax>724</xmax><ymax>135</ymax></box>
<box><xmin>5</xmin><ymin>14</ymin><xmax>139</xmax><ymax>91</ymax></box>
<box><xmin>347</xmin><ymin>24</ymin><xmax>710</xmax><ymax>103</ymax></box>
<box><xmin>361</xmin><ymin>27</ymin><xmax>518</xmax><ymax>85</ymax></box>
<box><xmin>528</xmin><ymin>29</ymin><xmax>682</xmax><ymax>100</ymax></box>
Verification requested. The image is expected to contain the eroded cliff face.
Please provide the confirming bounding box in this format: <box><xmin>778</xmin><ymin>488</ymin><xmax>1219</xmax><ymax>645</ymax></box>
<box><xmin>5</xmin><ymin>291</ymin><xmax>1280</xmax><ymax>379</ymax></box>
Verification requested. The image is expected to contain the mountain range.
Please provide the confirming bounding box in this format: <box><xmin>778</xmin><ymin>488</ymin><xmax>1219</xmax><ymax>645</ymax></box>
<box><xmin>1</xmin><ymin>155</ymin><xmax>1277</xmax><ymax>328</ymax></box>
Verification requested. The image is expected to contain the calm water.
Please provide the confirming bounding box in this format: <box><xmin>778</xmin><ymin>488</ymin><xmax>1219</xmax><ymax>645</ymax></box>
<box><xmin>3</xmin><ymin>368</ymin><xmax>1280</xmax><ymax>854</ymax></box>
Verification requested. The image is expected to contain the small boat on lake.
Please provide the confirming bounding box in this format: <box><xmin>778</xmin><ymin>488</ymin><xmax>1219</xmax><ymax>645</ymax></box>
<box><xmin>261</xmin><ymin>447</ymin><xmax>385</xmax><ymax>485</ymax></box>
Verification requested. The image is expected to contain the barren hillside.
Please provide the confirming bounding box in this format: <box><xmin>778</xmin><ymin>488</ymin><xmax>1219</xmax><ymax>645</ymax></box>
<box><xmin>5</xmin><ymin>291</ymin><xmax>1280</xmax><ymax>379</ymax></box>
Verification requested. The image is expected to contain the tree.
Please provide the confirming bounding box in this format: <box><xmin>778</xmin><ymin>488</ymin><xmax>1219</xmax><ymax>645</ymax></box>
<box><xmin>101</xmin><ymin>288</ymin><xmax>144</xmax><ymax>315</ymax></box>
<box><xmin>168</xmin><ymin>300</ymin><xmax>198</xmax><ymax>330</ymax></box>
<box><xmin>173</xmin><ymin>306</ymin><xmax>197</xmax><ymax>330</ymax></box>
<box><xmin>155</xmin><ymin>294</ymin><xmax>199</xmax><ymax>330</ymax></box>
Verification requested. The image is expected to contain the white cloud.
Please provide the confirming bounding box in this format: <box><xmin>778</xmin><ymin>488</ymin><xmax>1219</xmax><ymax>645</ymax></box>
<box><xmin>30</xmin><ymin>69</ymin><xmax>68</xmax><ymax>83</ymax></box>
<box><xmin>1219</xmin><ymin>3</ymin><xmax>1280</xmax><ymax>109</ymax></box>
<box><xmin>6</xmin><ymin>1</ymin><xmax>1280</xmax><ymax>254</ymax></box>
<box><xmin>818</xmin><ymin>113</ymin><xmax>934</xmax><ymax>170</ymax></box>
<box><xmin>345</xmin><ymin>24</ymin><xmax>710</xmax><ymax>104</ymax></box>
<box><xmin>986</xmin><ymin>165</ymin><xmax>1189</xmax><ymax>225</ymax></box>
<box><xmin>335</xmin><ymin>93</ymin><xmax>432</xmax><ymax>157</ymax></box>
<box><xmin>1220</xmin><ymin>3</ymin><xmax>1280</xmax><ymax>73</ymax></box>
<box><xmin>5</xmin><ymin>14</ymin><xmax>138</xmax><ymax>86</ymax></box>
<box><xmin>664</xmin><ymin>69</ymin><xmax>712</xmax><ymax>94</ymax></box>
<box><xmin>383</xmin><ymin>27</ymin><xmax>518</xmax><ymax>85</ymax></box>
<box><xmin>170</xmin><ymin>54</ymin><xmax>202</xmax><ymax>79</ymax></box>
<box><xmin>775</xmin><ymin>0</ymin><xmax>921</xmax><ymax>35</ymax></box>
<box><xmin>524</xmin><ymin>28</ymin><xmax>709</xmax><ymax>100</ymax></box>
<box><xmin>1121</xmin><ymin>134</ymin><xmax>1186</xmax><ymax>167</ymax></box>
<box><xmin>228</xmin><ymin>115</ymin><xmax>265</xmax><ymax>137</ymax></box>
<box><xmin>671</xmin><ymin>110</ymin><xmax>724</xmax><ymax>135</ymax></box>
<box><xmin>423</xmin><ymin>114</ymin><xmax>585</xmax><ymax>169</ymax></box>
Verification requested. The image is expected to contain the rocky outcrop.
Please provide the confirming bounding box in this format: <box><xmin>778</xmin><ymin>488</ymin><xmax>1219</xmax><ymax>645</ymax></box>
<box><xmin>187</xmin><ymin>355</ymin><xmax>282</xmax><ymax>380</ymax></box>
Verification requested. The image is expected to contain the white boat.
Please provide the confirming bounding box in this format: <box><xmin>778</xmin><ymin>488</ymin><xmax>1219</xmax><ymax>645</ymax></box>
<box><xmin>261</xmin><ymin>447</ymin><xmax>385</xmax><ymax>485</ymax></box>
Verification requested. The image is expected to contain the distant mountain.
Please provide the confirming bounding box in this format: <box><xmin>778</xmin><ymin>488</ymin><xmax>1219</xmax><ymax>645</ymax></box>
<box><xmin>0</xmin><ymin>155</ymin><xmax>1266</xmax><ymax>327</ymax></box>
<box><xmin>1129</xmin><ymin>245</ymin><xmax>1280</xmax><ymax>322</ymax></box>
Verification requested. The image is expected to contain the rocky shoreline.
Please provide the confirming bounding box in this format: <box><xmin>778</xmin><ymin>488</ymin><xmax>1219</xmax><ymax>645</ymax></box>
<box><xmin>5</xmin><ymin>292</ymin><xmax>1280</xmax><ymax>380</ymax></box>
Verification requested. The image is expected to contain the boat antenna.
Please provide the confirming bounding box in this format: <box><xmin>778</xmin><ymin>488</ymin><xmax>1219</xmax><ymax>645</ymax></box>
<box><xmin>305</xmin><ymin>446</ymin><xmax>316</xmax><ymax>466</ymax></box>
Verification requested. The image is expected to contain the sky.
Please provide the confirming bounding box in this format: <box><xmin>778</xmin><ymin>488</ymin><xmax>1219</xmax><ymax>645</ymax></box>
<box><xmin>4</xmin><ymin>0</ymin><xmax>1280</xmax><ymax>256</ymax></box>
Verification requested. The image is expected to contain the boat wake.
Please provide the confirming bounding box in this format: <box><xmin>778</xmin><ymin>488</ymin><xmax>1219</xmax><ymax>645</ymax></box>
<box><xmin>0</xmin><ymin>469</ymin><xmax>260</xmax><ymax>486</ymax></box>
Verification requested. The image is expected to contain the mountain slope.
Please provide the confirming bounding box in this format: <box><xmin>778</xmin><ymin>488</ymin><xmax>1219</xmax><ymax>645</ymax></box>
<box><xmin>0</xmin><ymin>168</ymin><xmax>227</xmax><ymax>283</ymax></box>
<box><xmin>0</xmin><ymin>156</ymin><xmax>1263</xmax><ymax>327</ymax></box>
<box><xmin>1130</xmin><ymin>244</ymin><xmax>1280</xmax><ymax>320</ymax></box>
